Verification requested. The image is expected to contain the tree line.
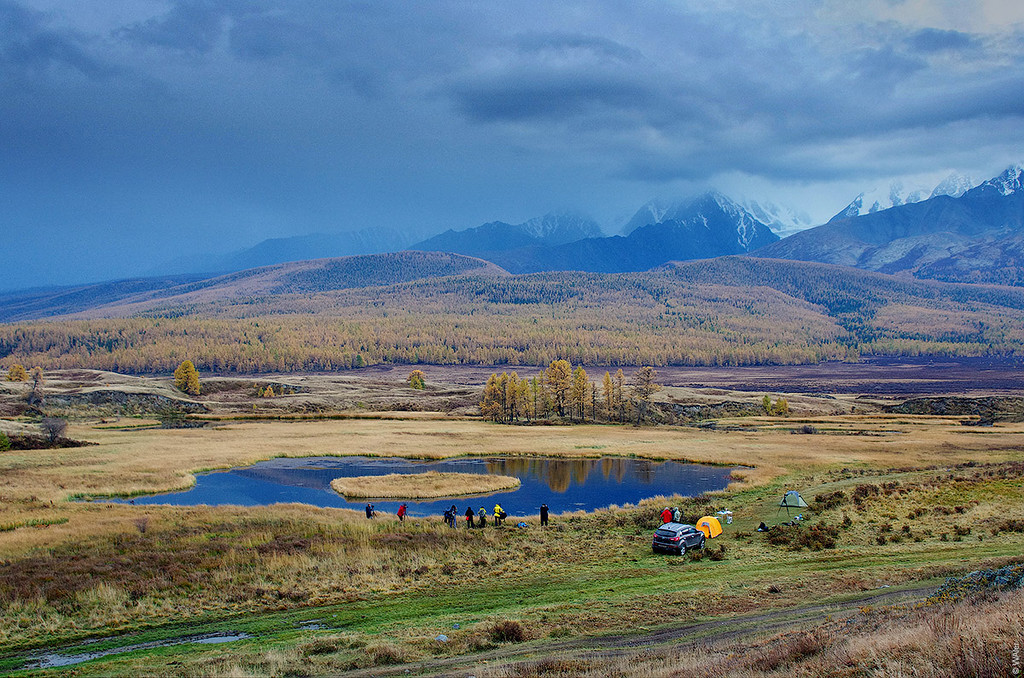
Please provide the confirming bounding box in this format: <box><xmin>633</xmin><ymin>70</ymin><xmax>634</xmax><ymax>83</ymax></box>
<box><xmin>3</xmin><ymin>262</ymin><xmax>1024</xmax><ymax>375</ymax></box>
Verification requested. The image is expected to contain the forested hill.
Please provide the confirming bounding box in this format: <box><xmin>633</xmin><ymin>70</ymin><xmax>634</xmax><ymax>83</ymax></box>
<box><xmin>2</xmin><ymin>255</ymin><xmax>1024</xmax><ymax>373</ymax></box>
<box><xmin>0</xmin><ymin>252</ymin><xmax>508</xmax><ymax>323</ymax></box>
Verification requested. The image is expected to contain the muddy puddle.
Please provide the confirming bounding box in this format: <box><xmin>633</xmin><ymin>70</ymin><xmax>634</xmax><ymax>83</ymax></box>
<box><xmin>21</xmin><ymin>632</ymin><xmax>253</xmax><ymax>670</ymax></box>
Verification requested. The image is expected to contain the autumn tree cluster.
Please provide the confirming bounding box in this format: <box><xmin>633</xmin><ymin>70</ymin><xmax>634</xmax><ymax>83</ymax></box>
<box><xmin>762</xmin><ymin>395</ymin><xmax>790</xmax><ymax>416</ymax></box>
<box><xmin>481</xmin><ymin>361</ymin><xmax>660</xmax><ymax>425</ymax></box>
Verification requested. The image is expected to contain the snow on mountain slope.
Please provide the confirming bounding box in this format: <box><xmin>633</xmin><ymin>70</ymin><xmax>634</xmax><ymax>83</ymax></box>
<box><xmin>978</xmin><ymin>163</ymin><xmax>1024</xmax><ymax>196</ymax></box>
<box><xmin>737</xmin><ymin>198</ymin><xmax>815</xmax><ymax>238</ymax></box>
<box><xmin>830</xmin><ymin>173</ymin><xmax>980</xmax><ymax>223</ymax></box>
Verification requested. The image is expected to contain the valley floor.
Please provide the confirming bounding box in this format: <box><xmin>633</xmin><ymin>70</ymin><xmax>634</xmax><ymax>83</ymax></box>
<box><xmin>0</xmin><ymin>364</ymin><xmax>1022</xmax><ymax>676</ymax></box>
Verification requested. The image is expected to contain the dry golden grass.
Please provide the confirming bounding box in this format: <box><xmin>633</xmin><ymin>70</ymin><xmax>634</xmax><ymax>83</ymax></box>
<box><xmin>330</xmin><ymin>471</ymin><xmax>520</xmax><ymax>499</ymax></box>
<box><xmin>475</xmin><ymin>589</ymin><xmax>1024</xmax><ymax>678</ymax></box>
<box><xmin>1</xmin><ymin>414</ymin><xmax>1021</xmax><ymax>558</ymax></box>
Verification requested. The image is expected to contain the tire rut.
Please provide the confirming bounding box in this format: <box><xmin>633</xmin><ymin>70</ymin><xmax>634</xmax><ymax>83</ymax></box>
<box><xmin>340</xmin><ymin>585</ymin><xmax>934</xmax><ymax>677</ymax></box>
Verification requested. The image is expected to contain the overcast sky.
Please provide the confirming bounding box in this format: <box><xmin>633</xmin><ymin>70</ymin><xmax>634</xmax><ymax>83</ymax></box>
<box><xmin>3</xmin><ymin>0</ymin><xmax>1023</xmax><ymax>289</ymax></box>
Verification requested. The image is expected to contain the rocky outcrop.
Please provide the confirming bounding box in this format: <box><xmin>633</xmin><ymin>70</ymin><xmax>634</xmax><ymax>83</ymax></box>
<box><xmin>45</xmin><ymin>390</ymin><xmax>209</xmax><ymax>414</ymax></box>
<box><xmin>884</xmin><ymin>396</ymin><xmax>1024</xmax><ymax>422</ymax></box>
<box><xmin>659</xmin><ymin>400</ymin><xmax>765</xmax><ymax>423</ymax></box>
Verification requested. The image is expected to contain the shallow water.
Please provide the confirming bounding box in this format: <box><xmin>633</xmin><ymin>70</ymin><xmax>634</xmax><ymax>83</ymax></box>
<box><xmin>113</xmin><ymin>455</ymin><xmax>735</xmax><ymax>518</ymax></box>
<box><xmin>22</xmin><ymin>632</ymin><xmax>252</xmax><ymax>670</ymax></box>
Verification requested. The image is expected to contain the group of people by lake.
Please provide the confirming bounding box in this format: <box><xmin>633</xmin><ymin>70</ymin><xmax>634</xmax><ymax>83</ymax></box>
<box><xmin>365</xmin><ymin>501</ymin><xmax>550</xmax><ymax>527</ymax></box>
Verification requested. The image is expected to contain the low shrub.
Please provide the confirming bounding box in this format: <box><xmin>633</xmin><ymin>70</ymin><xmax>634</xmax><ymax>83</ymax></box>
<box><xmin>364</xmin><ymin>643</ymin><xmax>407</xmax><ymax>666</ymax></box>
<box><xmin>812</xmin><ymin>490</ymin><xmax>846</xmax><ymax>511</ymax></box>
<box><xmin>764</xmin><ymin>524</ymin><xmax>839</xmax><ymax>551</ymax></box>
<box><xmin>852</xmin><ymin>484</ymin><xmax>880</xmax><ymax>502</ymax></box>
<box><xmin>490</xmin><ymin>620</ymin><xmax>528</xmax><ymax>643</ymax></box>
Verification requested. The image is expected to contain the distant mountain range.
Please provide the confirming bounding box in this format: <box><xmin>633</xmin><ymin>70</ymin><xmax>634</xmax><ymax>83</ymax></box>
<box><xmin>411</xmin><ymin>212</ymin><xmax>604</xmax><ymax>255</ymax></box>
<box><xmin>7</xmin><ymin>163</ymin><xmax>1024</xmax><ymax>304</ymax></box>
<box><xmin>827</xmin><ymin>172</ymin><xmax>976</xmax><ymax>223</ymax></box>
<box><xmin>154</xmin><ymin>226</ymin><xmax>428</xmax><ymax>277</ymax></box>
<box><xmin>414</xmin><ymin>192</ymin><xmax>779</xmax><ymax>274</ymax></box>
<box><xmin>755</xmin><ymin>164</ymin><xmax>1024</xmax><ymax>286</ymax></box>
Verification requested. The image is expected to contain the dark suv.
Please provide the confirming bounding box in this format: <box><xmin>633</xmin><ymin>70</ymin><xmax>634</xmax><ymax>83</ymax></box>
<box><xmin>652</xmin><ymin>522</ymin><xmax>706</xmax><ymax>555</ymax></box>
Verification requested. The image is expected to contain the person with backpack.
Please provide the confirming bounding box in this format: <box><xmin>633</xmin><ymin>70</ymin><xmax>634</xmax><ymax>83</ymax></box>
<box><xmin>397</xmin><ymin>504</ymin><xmax>407</xmax><ymax>522</ymax></box>
<box><xmin>660</xmin><ymin>507</ymin><xmax>673</xmax><ymax>524</ymax></box>
<box><xmin>493</xmin><ymin>503</ymin><xmax>506</xmax><ymax>526</ymax></box>
<box><xmin>477</xmin><ymin>506</ymin><xmax>488</xmax><ymax>528</ymax></box>
<box><xmin>365</xmin><ymin>503</ymin><xmax>375</xmax><ymax>519</ymax></box>
<box><xmin>465</xmin><ymin>506</ymin><xmax>475</xmax><ymax>528</ymax></box>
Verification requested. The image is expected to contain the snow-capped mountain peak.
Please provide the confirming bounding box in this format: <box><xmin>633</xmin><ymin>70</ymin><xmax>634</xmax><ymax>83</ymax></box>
<box><xmin>979</xmin><ymin>163</ymin><xmax>1024</xmax><ymax>196</ymax></box>
<box><xmin>736</xmin><ymin>197</ymin><xmax>815</xmax><ymax>238</ymax></box>
<box><xmin>930</xmin><ymin>172</ymin><xmax>975</xmax><ymax>199</ymax></box>
<box><xmin>520</xmin><ymin>212</ymin><xmax>603</xmax><ymax>242</ymax></box>
<box><xmin>829</xmin><ymin>175</ymin><xmax>974</xmax><ymax>223</ymax></box>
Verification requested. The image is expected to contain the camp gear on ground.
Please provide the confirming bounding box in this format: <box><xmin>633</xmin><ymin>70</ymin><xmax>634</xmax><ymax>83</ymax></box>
<box><xmin>716</xmin><ymin>509</ymin><xmax>733</xmax><ymax>525</ymax></box>
<box><xmin>778</xmin><ymin>490</ymin><xmax>809</xmax><ymax>515</ymax></box>
<box><xmin>696</xmin><ymin>516</ymin><xmax>723</xmax><ymax>538</ymax></box>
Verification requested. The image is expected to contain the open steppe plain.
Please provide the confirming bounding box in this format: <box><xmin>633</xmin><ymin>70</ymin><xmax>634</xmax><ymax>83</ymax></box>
<box><xmin>0</xmin><ymin>362</ymin><xmax>1022</xmax><ymax>676</ymax></box>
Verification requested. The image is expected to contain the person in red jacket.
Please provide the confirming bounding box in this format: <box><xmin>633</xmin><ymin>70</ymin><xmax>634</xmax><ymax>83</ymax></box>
<box><xmin>660</xmin><ymin>506</ymin><xmax>673</xmax><ymax>524</ymax></box>
<box><xmin>397</xmin><ymin>504</ymin><xmax>407</xmax><ymax>522</ymax></box>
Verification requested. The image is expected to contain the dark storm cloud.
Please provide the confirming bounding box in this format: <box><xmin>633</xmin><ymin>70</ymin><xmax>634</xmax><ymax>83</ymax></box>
<box><xmin>2</xmin><ymin>0</ymin><xmax>1023</xmax><ymax>290</ymax></box>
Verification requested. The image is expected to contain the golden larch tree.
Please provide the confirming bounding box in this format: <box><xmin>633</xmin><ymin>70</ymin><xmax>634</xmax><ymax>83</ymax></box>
<box><xmin>173</xmin><ymin>360</ymin><xmax>201</xmax><ymax>396</ymax></box>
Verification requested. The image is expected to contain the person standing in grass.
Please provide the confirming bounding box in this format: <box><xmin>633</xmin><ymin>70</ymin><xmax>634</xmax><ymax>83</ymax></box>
<box><xmin>478</xmin><ymin>506</ymin><xmax>488</xmax><ymax>528</ymax></box>
<box><xmin>465</xmin><ymin>506</ymin><xmax>475</xmax><ymax>528</ymax></box>
<box><xmin>540</xmin><ymin>503</ymin><xmax>549</xmax><ymax>526</ymax></box>
<box><xmin>365</xmin><ymin>503</ymin><xmax>374</xmax><ymax>519</ymax></box>
<box><xmin>397</xmin><ymin>504</ymin><xmax>407</xmax><ymax>522</ymax></box>
<box><xmin>493</xmin><ymin>503</ymin><xmax>506</xmax><ymax>526</ymax></box>
<box><xmin>672</xmin><ymin>507</ymin><xmax>681</xmax><ymax>523</ymax></box>
<box><xmin>661</xmin><ymin>506</ymin><xmax>673</xmax><ymax>524</ymax></box>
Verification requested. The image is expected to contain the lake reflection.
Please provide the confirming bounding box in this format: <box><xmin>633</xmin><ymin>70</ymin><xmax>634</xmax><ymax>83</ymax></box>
<box><xmin>116</xmin><ymin>456</ymin><xmax>734</xmax><ymax>518</ymax></box>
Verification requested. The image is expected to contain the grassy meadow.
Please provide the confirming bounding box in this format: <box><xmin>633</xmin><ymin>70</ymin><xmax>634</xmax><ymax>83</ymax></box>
<box><xmin>0</xmin><ymin>408</ymin><xmax>1022</xmax><ymax>675</ymax></box>
<box><xmin>330</xmin><ymin>472</ymin><xmax>521</xmax><ymax>499</ymax></box>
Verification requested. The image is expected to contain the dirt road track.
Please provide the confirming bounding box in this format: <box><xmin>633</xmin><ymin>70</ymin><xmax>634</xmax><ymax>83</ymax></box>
<box><xmin>340</xmin><ymin>585</ymin><xmax>934</xmax><ymax>677</ymax></box>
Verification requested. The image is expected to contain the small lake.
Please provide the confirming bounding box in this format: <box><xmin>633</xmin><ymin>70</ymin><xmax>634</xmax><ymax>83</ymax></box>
<box><xmin>115</xmin><ymin>456</ymin><xmax>735</xmax><ymax>517</ymax></box>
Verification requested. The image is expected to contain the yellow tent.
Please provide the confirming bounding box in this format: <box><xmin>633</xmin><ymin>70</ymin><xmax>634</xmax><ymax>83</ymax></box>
<box><xmin>696</xmin><ymin>516</ymin><xmax>723</xmax><ymax>538</ymax></box>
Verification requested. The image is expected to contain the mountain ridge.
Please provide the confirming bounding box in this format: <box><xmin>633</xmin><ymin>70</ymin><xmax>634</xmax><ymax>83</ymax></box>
<box><xmin>755</xmin><ymin>165</ymin><xmax>1024</xmax><ymax>285</ymax></box>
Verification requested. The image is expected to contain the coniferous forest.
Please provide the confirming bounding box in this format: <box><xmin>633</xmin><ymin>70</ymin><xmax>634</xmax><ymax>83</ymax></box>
<box><xmin>1</xmin><ymin>256</ymin><xmax>1023</xmax><ymax>374</ymax></box>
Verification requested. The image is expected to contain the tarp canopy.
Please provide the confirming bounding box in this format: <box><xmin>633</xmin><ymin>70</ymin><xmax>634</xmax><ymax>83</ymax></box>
<box><xmin>778</xmin><ymin>490</ymin><xmax>809</xmax><ymax>514</ymax></box>
<box><xmin>696</xmin><ymin>516</ymin><xmax>723</xmax><ymax>538</ymax></box>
